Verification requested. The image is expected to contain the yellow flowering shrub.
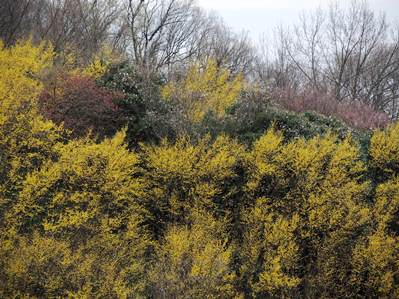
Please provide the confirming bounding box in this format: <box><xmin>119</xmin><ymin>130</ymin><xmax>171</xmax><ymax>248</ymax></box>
<box><xmin>0</xmin><ymin>39</ymin><xmax>53</xmax><ymax>109</ymax></box>
<box><xmin>240</xmin><ymin>198</ymin><xmax>300</xmax><ymax>297</ymax></box>
<box><xmin>1</xmin><ymin>234</ymin><xmax>76</xmax><ymax>297</ymax></box>
<box><xmin>370</xmin><ymin>121</ymin><xmax>399</xmax><ymax>180</ymax></box>
<box><xmin>7</xmin><ymin>130</ymin><xmax>144</xmax><ymax>237</ymax></box>
<box><xmin>1</xmin><ymin>221</ymin><xmax>152</xmax><ymax>298</ymax></box>
<box><xmin>140</xmin><ymin>134</ymin><xmax>245</xmax><ymax>236</ymax></box>
<box><xmin>0</xmin><ymin>39</ymin><xmax>63</xmax><ymax>227</ymax></box>
<box><xmin>162</xmin><ymin>59</ymin><xmax>243</xmax><ymax>122</ymax></box>
<box><xmin>352</xmin><ymin>230</ymin><xmax>399</xmax><ymax>298</ymax></box>
<box><xmin>148</xmin><ymin>210</ymin><xmax>236</xmax><ymax>298</ymax></box>
<box><xmin>350</xmin><ymin>125</ymin><xmax>399</xmax><ymax>298</ymax></box>
<box><xmin>242</xmin><ymin>128</ymin><xmax>370</xmax><ymax>297</ymax></box>
<box><xmin>59</xmin><ymin>44</ymin><xmax>117</xmax><ymax>79</ymax></box>
<box><xmin>2</xmin><ymin>130</ymin><xmax>152</xmax><ymax>298</ymax></box>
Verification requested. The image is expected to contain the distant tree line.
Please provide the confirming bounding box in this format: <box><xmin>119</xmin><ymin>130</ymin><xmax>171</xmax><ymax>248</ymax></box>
<box><xmin>0</xmin><ymin>0</ymin><xmax>254</xmax><ymax>74</ymax></box>
<box><xmin>258</xmin><ymin>1</ymin><xmax>399</xmax><ymax>119</ymax></box>
<box><xmin>1</xmin><ymin>0</ymin><xmax>398</xmax><ymax>119</ymax></box>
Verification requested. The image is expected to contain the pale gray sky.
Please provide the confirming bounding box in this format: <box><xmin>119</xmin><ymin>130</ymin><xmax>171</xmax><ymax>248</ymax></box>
<box><xmin>197</xmin><ymin>0</ymin><xmax>399</xmax><ymax>41</ymax></box>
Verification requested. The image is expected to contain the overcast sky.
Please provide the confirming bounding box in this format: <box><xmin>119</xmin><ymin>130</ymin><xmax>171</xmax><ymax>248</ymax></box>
<box><xmin>197</xmin><ymin>0</ymin><xmax>399</xmax><ymax>42</ymax></box>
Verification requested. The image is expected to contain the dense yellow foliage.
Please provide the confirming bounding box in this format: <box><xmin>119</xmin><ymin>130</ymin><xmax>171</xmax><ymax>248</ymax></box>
<box><xmin>149</xmin><ymin>210</ymin><xmax>236</xmax><ymax>298</ymax></box>
<box><xmin>58</xmin><ymin>44</ymin><xmax>117</xmax><ymax>79</ymax></box>
<box><xmin>241</xmin><ymin>198</ymin><xmax>300</xmax><ymax>297</ymax></box>
<box><xmin>8</xmin><ymin>130</ymin><xmax>144</xmax><ymax>236</ymax></box>
<box><xmin>350</xmin><ymin>122</ymin><xmax>399</xmax><ymax>298</ymax></box>
<box><xmin>75</xmin><ymin>46</ymin><xmax>116</xmax><ymax>79</ymax></box>
<box><xmin>241</xmin><ymin>129</ymin><xmax>371</xmax><ymax>297</ymax></box>
<box><xmin>0</xmin><ymin>39</ymin><xmax>53</xmax><ymax>107</ymax></box>
<box><xmin>0</xmin><ymin>40</ymin><xmax>63</xmax><ymax>225</ymax></box>
<box><xmin>0</xmin><ymin>40</ymin><xmax>398</xmax><ymax>298</ymax></box>
<box><xmin>370</xmin><ymin>122</ymin><xmax>399</xmax><ymax>178</ymax></box>
<box><xmin>141</xmin><ymin>134</ymin><xmax>245</xmax><ymax>230</ymax></box>
<box><xmin>162</xmin><ymin>59</ymin><xmax>243</xmax><ymax>122</ymax></box>
<box><xmin>2</xmin><ymin>131</ymin><xmax>151</xmax><ymax>297</ymax></box>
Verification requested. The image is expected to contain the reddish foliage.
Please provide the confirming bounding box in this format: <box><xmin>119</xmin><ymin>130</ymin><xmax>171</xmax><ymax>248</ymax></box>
<box><xmin>273</xmin><ymin>87</ymin><xmax>391</xmax><ymax>130</ymax></box>
<box><xmin>39</xmin><ymin>74</ymin><xmax>125</xmax><ymax>139</ymax></box>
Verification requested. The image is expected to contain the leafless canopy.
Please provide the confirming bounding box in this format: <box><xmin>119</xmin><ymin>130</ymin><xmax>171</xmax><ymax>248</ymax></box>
<box><xmin>118</xmin><ymin>0</ymin><xmax>254</xmax><ymax>75</ymax></box>
<box><xmin>258</xmin><ymin>0</ymin><xmax>399</xmax><ymax>118</ymax></box>
<box><xmin>1</xmin><ymin>0</ymin><xmax>398</xmax><ymax>117</ymax></box>
<box><xmin>0</xmin><ymin>0</ymin><xmax>121</xmax><ymax>61</ymax></box>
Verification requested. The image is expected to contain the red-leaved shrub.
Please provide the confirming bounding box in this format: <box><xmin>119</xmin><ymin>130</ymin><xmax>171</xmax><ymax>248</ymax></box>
<box><xmin>39</xmin><ymin>74</ymin><xmax>125</xmax><ymax>139</ymax></box>
<box><xmin>273</xmin><ymin>87</ymin><xmax>391</xmax><ymax>129</ymax></box>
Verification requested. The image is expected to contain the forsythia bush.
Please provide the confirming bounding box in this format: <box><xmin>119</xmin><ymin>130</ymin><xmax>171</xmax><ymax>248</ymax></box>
<box><xmin>2</xmin><ymin>131</ymin><xmax>152</xmax><ymax>297</ymax></box>
<box><xmin>0</xmin><ymin>40</ymin><xmax>399</xmax><ymax>298</ymax></box>
<box><xmin>148</xmin><ymin>211</ymin><xmax>236</xmax><ymax>297</ymax></box>
<box><xmin>0</xmin><ymin>40</ymin><xmax>63</xmax><ymax>224</ymax></box>
<box><xmin>61</xmin><ymin>44</ymin><xmax>116</xmax><ymax>79</ymax></box>
<box><xmin>162</xmin><ymin>59</ymin><xmax>243</xmax><ymax>122</ymax></box>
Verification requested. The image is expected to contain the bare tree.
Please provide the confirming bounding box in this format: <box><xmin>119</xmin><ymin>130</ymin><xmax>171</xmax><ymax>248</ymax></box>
<box><xmin>256</xmin><ymin>26</ymin><xmax>301</xmax><ymax>90</ymax></box>
<box><xmin>285</xmin><ymin>9</ymin><xmax>325</xmax><ymax>90</ymax></box>
<box><xmin>40</xmin><ymin>0</ymin><xmax>121</xmax><ymax>60</ymax></box>
<box><xmin>199</xmin><ymin>15</ymin><xmax>255</xmax><ymax>76</ymax></box>
<box><xmin>119</xmin><ymin>0</ymin><xmax>255</xmax><ymax>77</ymax></box>
<box><xmin>0</xmin><ymin>0</ymin><xmax>121</xmax><ymax>61</ymax></box>
<box><xmin>0</xmin><ymin>0</ymin><xmax>40</xmax><ymax>46</ymax></box>
<box><xmin>260</xmin><ymin>0</ymin><xmax>399</xmax><ymax>117</ymax></box>
<box><xmin>121</xmin><ymin>0</ymin><xmax>204</xmax><ymax>73</ymax></box>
